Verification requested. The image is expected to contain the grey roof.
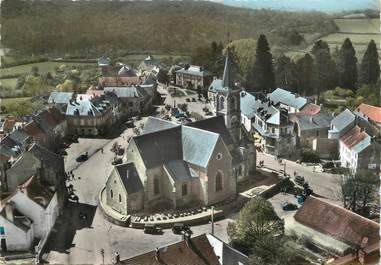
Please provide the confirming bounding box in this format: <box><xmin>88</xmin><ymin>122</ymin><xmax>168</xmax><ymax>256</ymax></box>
<box><xmin>269</xmin><ymin>88</ymin><xmax>307</xmax><ymax>110</ymax></box>
<box><xmin>206</xmin><ymin>234</ymin><xmax>249</xmax><ymax>265</ymax></box>
<box><xmin>142</xmin><ymin>117</ymin><xmax>179</xmax><ymax>134</ymax></box>
<box><xmin>48</xmin><ymin>91</ymin><xmax>74</xmax><ymax>104</ymax></box>
<box><xmin>181</xmin><ymin>126</ymin><xmax>219</xmax><ymax>168</ymax></box>
<box><xmin>133</xmin><ymin>126</ymin><xmax>183</xmax><ymax>169</ymax></box>
<box><xmin>222</xmin><ymin>50</ymin><xmax>233</xmax><ymax>88</ymax></box>
<box><xmin>104</xmin><ymin>86</ymin><xmax>143</xmax><ymax>98</ymax></box>
<box><xmin>98</xmin><ymin>56</ymin><xmax>110</xmax><ymax>66</ymax></box>
<box><xmin>297</xmin><ymin>113</ymin><xmax>333</xmax><ymax>131</ymax></box>
<box><xmin>118</xmin><ymin>66</ymin><xmax>137</xmax><ymax>77</ymax></box>
<box><xmin>209</xmin><ymin>79</ymin><xmax>224</xmax><ymax>93</ymax></box>
<box><xmin>115</xmin><ymin>163</ymin><xmax>143</xmax><ymax>194</ymax></box>
<box><xmin>331</xmin><ymin>109</ymin><xmax>356</xmax><ymax>133</ymax></box>
<box><xmin>352</xmin><ymin>135</ymin><xmax>371</xmax><ymax>153</ymax></box>
<box><xmin>253</xmin><ymin>99</ymin><xmax>280</xmax><ymax>125</ymax></box>
<box><xmin>187</xmin><ymin>116</ymin><xmax>234</xmax><ymax>146</ymax></box>
<box><xmin>0</xmin><ymin>135</ymin><xmax>22</xmax><ymax>158</ymax></box>
<box><xmin>164</xmin><ymin>160</ymin><xmax>194</xmax><ymax>183</ymax></box>
<box><xmin>65</xmin><ymin>98</ymin><xmax>102</xmax><ymax>117</ymax></box>
<box><xmin>176</xmin><ymin>67</ymin><xmax>212</xmax><ymax>77</ymax></box>
<box><xmin>29</xmin><ymin>143</ymin><xmax>63</xmax><ymax>169</ymax></box>
<box><xmin>8</xmin><ymin>130</ymin><xmax>30</xmax><ymax>146</ymax></box>
<box><xmin>240</xmin><ymin>92</ymin><xmax>257</xmax><ymax>118</ymax></box>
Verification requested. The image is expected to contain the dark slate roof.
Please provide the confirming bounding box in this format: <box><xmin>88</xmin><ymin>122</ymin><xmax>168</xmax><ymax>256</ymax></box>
<box><xmin>187</xmin><ymin>116</ymin><xmax>233</xmax><ymax>146</ymax></box>
<box><xmin>269</xmin><ymin>88</ymin><xmax>307</xmax><ymax>110</ymax></box>
<box><xmin>115</xmin><ymin>163</ymin><xmax>143</xmax><ymax>194</ymax></box>
<box><xmin>0</xmin><ymin>135</ymin><xmax>22</xmax><ymax>158</ymax></box>
<box><xmin>142</xmin><ymin>117</ymin><xmax>179</xmax><ymax>135</ymax></box>
<box><xmin>164</xmin><ymin>160</ymin><xmax>193</xmax><ymax>183</ymax></box>
<box><xmin>181</xmin><ymin>126</ymin><xmax>219</xmax><ymax>168</ymax></box>
<box><xmin>297</xmin><ymin>113</ymin><xmax>333</xmax><ymax>131</ymax></box>
<box><xmin>133</xmin><ymin>126</ymin><xmax>183</xmax><ymax>169</ymax></box>
<box><xmin>28</xmin><ymin>143</ymin><xmax>63</xmax><ymax>168</ymax></box>
<box><xmin>295</xmin><ymin>196</ymin><xmax>380</xmax><ymax>247</ymax></box>
<box><xmin>8</xmin><ymin>130</ymin><xmax>30</xmax><ymax>146</ymax></box>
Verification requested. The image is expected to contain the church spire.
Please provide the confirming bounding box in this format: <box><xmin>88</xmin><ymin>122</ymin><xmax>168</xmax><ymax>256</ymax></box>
<box><xmin>222</xmin><ymin>48</ymin><xmax>233</xmax><ymax>88</ymax></box>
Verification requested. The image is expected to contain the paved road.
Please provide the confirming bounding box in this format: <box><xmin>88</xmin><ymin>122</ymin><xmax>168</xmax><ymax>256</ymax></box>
<box><xmin>257</xmin><ymin>152</ymin><xmax>342</xmax><ymax>204</ymax></box>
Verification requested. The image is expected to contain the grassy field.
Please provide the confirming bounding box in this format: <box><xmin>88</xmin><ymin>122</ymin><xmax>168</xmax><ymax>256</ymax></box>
<box><xmin>0</xmin><ymin>61</ymin><xmax>94</xmax><ymax>77</ymax></box>
<box><xmin>1</xmin><ymin>97</ymin><xmax>31</xmax><ymax>106</ymax></box>
<box><xmin>321</xmin><ymin>33</ymin><xmax>379</xmax><ymax>46</ymax></box>
<box><xmin>0</xmin><ymin>78</ymin><xmax>18</xmax><ymax>88</ymax></box>
<box><xmin>334</xmin><ymin>18</ymin><xmax>379</xmax><ymax>34</ymax></box>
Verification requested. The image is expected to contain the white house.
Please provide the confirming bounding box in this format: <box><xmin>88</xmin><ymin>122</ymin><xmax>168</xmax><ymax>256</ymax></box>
<box><xmin>239</xmin><ymin>91</ymin><xmax>257</xmax><ymax>133</ymax></box>
<box><xmin>0</xmin><ymin>176</ymin><xmax>59</xmax><ymax>252</ymax></box>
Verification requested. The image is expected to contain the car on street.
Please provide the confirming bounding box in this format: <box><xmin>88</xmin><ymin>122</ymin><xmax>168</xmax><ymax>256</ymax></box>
<box><xmin>112</xmin><ymin>158</ymin><xmax>123</xmax><ymax>165</ymax></box>
<box><xmin>143</xmin><ymin>224</ymin><xmax>163</xmax><ymax>234</ymax></box>
<box><xmin>294</xmin><ymin>175</ymin><xmax>305</xmax><ymax>186</ymax></box>
<box><xmin>281</xmin><ymin>202</ymin><xmax>298</xmax><ymax>211</ymax></box>
<box><xmin>172</xmin><ymin>223</ymin><xmax>191</xmax><ymax>235</ymax></box>
<box><xmin>76</xmin><ymin>152</ymin><xmax>88</xmax><ymax>162</ymax></box>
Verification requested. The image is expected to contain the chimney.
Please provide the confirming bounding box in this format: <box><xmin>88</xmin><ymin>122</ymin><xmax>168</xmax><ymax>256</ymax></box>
<box><xmin>4</xmin><ymin>202</ymin><xmax>14</xmax><ymax>223</ymax></box>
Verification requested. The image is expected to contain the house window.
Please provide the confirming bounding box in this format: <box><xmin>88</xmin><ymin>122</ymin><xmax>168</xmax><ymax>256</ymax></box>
<box><xmin>0</xmin><ymin>227</ymin><xmax>4</xmax><ymax>235</ymax></box>
<box><xmin>216</xmin><ymin>153</ymin><xmax>223</xmax><ymax>160</ymax></box>
<box><xmin>272</xmin><ymin>128</ymin><xmax>275</xmax><ymax>134</ymax></box>
<box><xmin>258</xmin><ymin>120</ymin><xmax>263</xmax><ymax>127</ymax></box>
<box><xmin>154</xmin><ymin>178</ymin><xmax>160</xmax><ymax>195</ymax></box>
<box><xmin>119</xmin><ymin>194</ymin><xmax>122</xmax><ymax>203</ymax></box>
<box><xmin>215</xmin><ymin>171</ymin><xmax>223</xmax><ymax>192</ymax></box>
<box><xmin>110</xmin><ymin>190</ymin><xmax>113</xmax><ymax>198</ymax></box>
<box><xmin>182</xmin><ymin>183</ymin><xmax>188</xmax><ymax>196</ymax></box>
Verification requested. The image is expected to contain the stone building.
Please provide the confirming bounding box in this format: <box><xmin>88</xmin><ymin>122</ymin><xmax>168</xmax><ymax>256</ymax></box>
<box><xmin>175</xmin><ymin>65</ymin><xmax>212</xmax><ymax>90</ymax></box>
<box><xmin>103</xmin><ymin>52</ymin><xmax>255</xmax><ymax>215</ymax></box>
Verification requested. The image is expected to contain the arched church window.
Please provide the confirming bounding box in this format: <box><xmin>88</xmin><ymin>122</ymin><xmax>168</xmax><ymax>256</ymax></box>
<box><xmin>215</xmin><ymin>171</ymin><xmax>223</xmax><ymax>192</ymax></box>
<box><xmin>218</xmin><ymin>96</ymin><xmax>225</xmax><ymax>110</ymax></box>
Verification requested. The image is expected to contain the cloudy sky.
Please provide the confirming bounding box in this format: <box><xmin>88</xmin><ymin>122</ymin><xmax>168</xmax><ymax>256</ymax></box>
<box><xmin>209</xmin><ymin>0</ymin><xmax>379</xmax><ymax>12</ymax></box>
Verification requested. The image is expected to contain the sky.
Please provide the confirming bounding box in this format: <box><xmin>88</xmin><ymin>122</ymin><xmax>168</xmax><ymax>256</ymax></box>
<box><xmin>209</xmin><ymin>0</ymin><xmax>379</xmax><ymax>12</ymax></box>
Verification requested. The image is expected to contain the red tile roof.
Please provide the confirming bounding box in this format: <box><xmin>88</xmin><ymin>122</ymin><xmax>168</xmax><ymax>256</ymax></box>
<box><xmin>86</xmin><ymin>89</ymin><xmax>104</xmax><ymax>97</ymax></box>
<box><xmin>357</xmin><ymin>103</ymin><xmax>381</xmax><ymax>123</ymax></box>
<box><xmin>23</xmin><ymin>120</ymin><xmax>44</xmax><ymax>137</ymax></box>
<box><xmin>120</xmin><ymin>234</ymin><xmax>221</xmax><ymax>265</ymax></box>
<box><xmin>296</xmin><ymin>103</ymin><xmax>321</xmax><ymax>116</ymax></box>
<box><xmin>294</xmin><ymin>196</ymin><xmax>380</xmax><ymax>247</ymax></box>
<box><xmin>340</xmin><ymin>126</ymin><xmax>368</xmax><ymax>148</ymax></box>
<box><xmin>3</xmin><ymin>118</ymin><xmax>17</xmax><ymax>131</ymax></box>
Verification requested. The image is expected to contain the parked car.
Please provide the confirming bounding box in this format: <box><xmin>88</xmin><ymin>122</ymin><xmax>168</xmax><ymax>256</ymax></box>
<box><xmin>144</xmin><ymin>224</ymin><xmax>162</xmax><ymax>234</ymax></box>
<box><xmin>172</xmin><ymin>223</ymin><xmax>191</xmax><ymax>235</ymax></box>
<box><xmin>294</xmin><ymin>175</ymin><xmax>305</xmax><ymax>186</ymax></box>
<box><xmin>296</xmin><ymin>195</ymin><xmax>306</xmax><ymax>204</ymax></box>
<box><xmin>76</xmin><ymin>152</ymin><xmax>88</xmax><ymax>162</ymax></box>
<box><xmin>281</xmin><ymin>202</ymin><xmax>298</xmax><ymax>211</ymax></box>
<box><xmin>112</xmin><ymin>158</ymin><xmax>123</xmax><ymax>165</ymax></box>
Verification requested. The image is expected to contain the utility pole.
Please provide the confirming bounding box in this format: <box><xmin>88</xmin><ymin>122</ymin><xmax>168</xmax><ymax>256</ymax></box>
<box><xmin>100</xmin><ymin>248</ymin><xmax>105</xmax><ymax>265</ymax></box>
<box><xmin>211</xmin><ymin>206</ymin><xmax>214</xmax><ymax>235</ymax></box>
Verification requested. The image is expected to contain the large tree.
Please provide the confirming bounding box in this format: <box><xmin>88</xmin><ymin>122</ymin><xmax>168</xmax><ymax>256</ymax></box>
<box><xmin>227</xmin><ymin>198</ymin><xmax>299</xmax><ymax>265</ymax></box>
<box><xmin>293</xmin><ymin>53</ymin><xmax>315</xmax><ymax>96</ymax></box>
<box><xmin>252</xmin><ymin>34</ymin><xmax>275</xmax><ymax>92</ymax></box>
<box><xmin>340</xmin><ymin>170</ymin><xmax>379</xmax><ymax>218</ymax></box>
<box><xmin>337</xmin><ymin>38</ymin><xmax>358</xmax><ymax>89</ymax></box>
<box><xmin>275</xmin><ymin>55</ymin><xmax>296</xmax><ymax>91</ymax></box>
<box><xmin>359</xmin><ymin>39</ymin><xmax>380</xmax><ymax>85</ymax></box>
<box><xmin>311</xmin><ymin>40</ymin><xmax>338</xmax><ymax>100</ymax></box>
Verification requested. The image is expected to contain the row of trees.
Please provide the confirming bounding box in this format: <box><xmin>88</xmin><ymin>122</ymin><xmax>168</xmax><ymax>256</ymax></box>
<box><xmin>194</xmin><ymin>35</ymin><xmax>379</xmax><ymax>102</ymax></box>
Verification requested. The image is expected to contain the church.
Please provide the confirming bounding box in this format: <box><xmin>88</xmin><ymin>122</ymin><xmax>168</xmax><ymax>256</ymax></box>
<box><xmin>104</xmin><ymin>51</ymin><xmax>256</xmax><ymax>214</ymax></box>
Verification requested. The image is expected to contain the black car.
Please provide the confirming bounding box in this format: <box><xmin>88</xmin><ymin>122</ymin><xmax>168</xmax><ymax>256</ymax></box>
<box><xmin>76</xmin><ymin>152</ymin><xmax>88</xmax><ymax>162</ymax></box>
<box><xmin>144</xmin><ymin>224</ymin><xmax>162</xmax><ymax>234</ymax></box>
<box><xmin>294</xmin><ymin>175</ymin><xmax>305</xmax><ymax>186</ymax></box>
<box><xmin>172</xmin><ymin>223</ymin><xmax>190</xmax><ymax>235</ymax></box>
<box><xmin>112</xmin><ymin>158</ymin><xmax>123</xmax><ymax>165</ymax></box>
<box><xmin>281</xmin><ymin>202</ymin><xmax>298</xmax><ymax>211</ymax></box>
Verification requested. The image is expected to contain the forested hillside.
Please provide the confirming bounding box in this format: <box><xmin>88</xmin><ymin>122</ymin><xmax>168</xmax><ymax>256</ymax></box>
<box><xmin>1</xmin><ymin>0</ymin><xmax>337</xmax><ymax>56</ymax></box>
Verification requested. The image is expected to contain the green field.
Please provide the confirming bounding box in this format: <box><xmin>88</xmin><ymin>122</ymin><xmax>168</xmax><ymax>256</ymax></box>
<box><xmin>0</xmin><ymin>78</ymin><xmax>18</xmax><ymax>88</ymax></box>
<box><xmin>0</xmin><ymin>61</ymin><xmax>94</xmax><ymax>77</ymax></box>
<box><xmin>334</xmin><ymin>18</ymin><xmax>379</xmax><ymax>34</ymax></box>
<box><xmin>321</xmin><ymin>33</ymin><xmax>379</xmax><ymax>46</ymax></box>
<box><xmin>1</xmin><ymin>97</ymin><xmax>31</xmax><ymax>106</ymax></box>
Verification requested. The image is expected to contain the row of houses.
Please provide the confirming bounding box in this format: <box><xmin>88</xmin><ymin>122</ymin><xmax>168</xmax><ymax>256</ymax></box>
<box><xmin>0</xmin><ymin>106</ymin><xmax>69</xmax><ymax>252</ymax></box>
<box><xmin>223</xmin><ymin>87</ymin><xmax>380</xmax><ymax>174</ymax></box>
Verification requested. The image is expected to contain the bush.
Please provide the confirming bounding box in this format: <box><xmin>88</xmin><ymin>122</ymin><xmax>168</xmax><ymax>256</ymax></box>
<box><xmin>301</xmin><ymin>151</ymin><xmax>321</xmax><ymax>163</ymax></box>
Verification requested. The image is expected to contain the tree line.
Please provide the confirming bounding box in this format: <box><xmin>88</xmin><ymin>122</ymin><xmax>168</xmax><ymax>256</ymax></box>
<box><xmin>194</xmin><ymin>35</ymin><xmax>380</xmax><ymax>105</ymax></box>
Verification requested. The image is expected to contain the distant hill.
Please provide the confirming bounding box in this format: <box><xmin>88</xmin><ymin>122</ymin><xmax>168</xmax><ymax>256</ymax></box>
<box><xmin>1</xmin><ymin>0</ymin><xmax>337</xmax><ymax>56</ymax></box>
